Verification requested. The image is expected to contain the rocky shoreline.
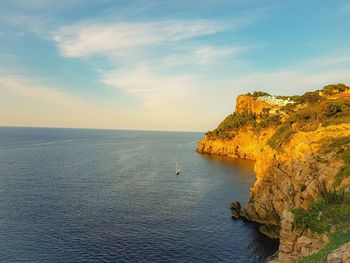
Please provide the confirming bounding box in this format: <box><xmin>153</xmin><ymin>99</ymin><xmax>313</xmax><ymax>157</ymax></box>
<box><xmin>197</xmin><ymin>85</ymin><xmax>350</xmax><ymax>262</ymax></box>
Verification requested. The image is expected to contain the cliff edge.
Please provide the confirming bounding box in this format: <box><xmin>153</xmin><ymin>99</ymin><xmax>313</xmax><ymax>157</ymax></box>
<box><xmin>197</xmin><ymin>84</ymin><xmax>350</xmax><ymax>262</ymax></box>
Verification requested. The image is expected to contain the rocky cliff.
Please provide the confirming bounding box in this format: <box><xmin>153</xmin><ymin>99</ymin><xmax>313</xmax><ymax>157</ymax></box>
<box><xmin>197</xmin><ymin>84</ymin><xmax>350</xmax><ymax>262</ymax></box>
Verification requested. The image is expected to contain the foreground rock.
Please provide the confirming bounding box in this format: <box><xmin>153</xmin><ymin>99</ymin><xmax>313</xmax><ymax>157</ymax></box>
<box><xmin>327</xmin><ymin>243</ymin><xmax>350</xmax><ymax>263</ymax></box>
<box><xmin>278</xmin><ymin>211</ymin><xmax>329</xmax><ymax>262</ymax></box>
<box><xmin>230</xmin><ymin>201</ymin><xmax>241</xmax><ymax>219</ymax></box>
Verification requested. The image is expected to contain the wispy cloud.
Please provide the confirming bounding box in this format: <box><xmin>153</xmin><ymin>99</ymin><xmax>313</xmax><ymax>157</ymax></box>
<box><xmin>162</xmin><ymin>46</ymin><xmax>244</xmax><ymax>66</ymax></box>
<box><xmin>53</xmin><ymin>20</ymin><xmax>227</xmax><ymax>57</ymax></box>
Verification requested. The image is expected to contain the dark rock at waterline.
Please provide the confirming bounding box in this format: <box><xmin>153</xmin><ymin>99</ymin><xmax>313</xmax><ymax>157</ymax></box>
<box><xmin>231</xmin><ymin>201</ymin><xmax>242</xmax><ymax>220</ymax></box>
<box><xmin>232</xmin><ymin>210</ymin><xmax>240</xmax><ymax>219</ymax></box>
<box><xmin>230</xmin><ymin>201</ymin><xmax>241</xmax><ymax>210</ymax></box>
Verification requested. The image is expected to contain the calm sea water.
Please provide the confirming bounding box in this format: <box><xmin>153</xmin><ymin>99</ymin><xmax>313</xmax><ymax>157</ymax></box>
<box><xmin>0</xmin><ymin>127</ymin><xmax>278</xmax><ymax>263</ymax></box>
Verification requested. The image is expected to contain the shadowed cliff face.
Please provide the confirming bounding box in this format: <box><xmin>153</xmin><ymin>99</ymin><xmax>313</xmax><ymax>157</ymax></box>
<box><xmin>197</xmin><ymin>85</ymin><xmax>350</xmax><ymax>243</ymax></box>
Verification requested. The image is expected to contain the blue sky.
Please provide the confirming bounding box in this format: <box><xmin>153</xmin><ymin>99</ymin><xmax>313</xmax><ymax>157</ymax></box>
<box><xmin>0</xmin><ymin>0</ymin><xmax>350</xmax><ymax>131</ymax></box>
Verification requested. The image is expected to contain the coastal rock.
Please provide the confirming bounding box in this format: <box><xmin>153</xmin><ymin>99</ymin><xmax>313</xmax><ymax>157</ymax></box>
<box><xmin>198</xmin><ymin>124</ymin><xmax>349</xmax><ymax>234</ymax></box>
<box><xmin>197</xmin><ymin>87</ymin><xmax>350</xmax><ymax>262</ymax></box>
<box><xmin>231</xmin><ymin>210</ymin><xmax>240</xmax><ymax>219</ymax></box>
<box><xmin>297</xmin><ymin>236</ymin><xmax>312</xmax><ymax>245</ymax></box>
<box><xmin>231</xmin><ymin>201</ymin><xmax>242</xmax><ymax>219</ymax></box>
<box><xmin>327</xmin><ymin>242</ymin><xmax>350</xmax><ymax>263</ymax></box>
<box><xmin>235</xmin><ymin>95</ymin><xmax>277</xmax><ymax>115</ymax></box>
<box><xmin>230</xmin><ymin>201</ymin><xmax>241</xmax><ymax>210</ymax></box>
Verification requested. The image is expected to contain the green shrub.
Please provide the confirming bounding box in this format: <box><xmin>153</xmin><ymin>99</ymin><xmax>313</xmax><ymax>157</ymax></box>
<box><xmin>256</xmin><ymin>113</ymin><xmax>282</xmax><ymax>130</ymax></box>
<box><xmin>323</xmin><ymin>100</ymin><xmax>350</xmax><ymax>126</ymax></box>
<box><xmin>325</xmin><ymin>137</ymin><xmax>350</xmax><ymax>186</ymax></box>
<box><xmin>322</xmin><ymin>83</ymin><xmax>349</xmax><ymax>96</ymax></box>
<box><xmin>267</xmin><ymin>123</ymin><xmax>293</xmax><ymax>149</ymax></box>
<box><xmin>252</xmin><ymin>91</ymin><xmax>271</xmax><ymax>98</ymax></box>
<box><xmin>302</xmin><ymin>91</ymin><xmax>323</xmax><ymax>104</ymax></box>
<box><xmin>206</xmin><ymin>111</ymin><xmax>256</xmax><ymax>138</ymax></box>
<box><xmin>319</xmin><ymin>182</ymin><xmax>347</xmax><ymax>205</ymax></box>
<box><xmin>293</xmin><ymin>187</ymin><xmax>350</xmax><ymax>234</ymax></box>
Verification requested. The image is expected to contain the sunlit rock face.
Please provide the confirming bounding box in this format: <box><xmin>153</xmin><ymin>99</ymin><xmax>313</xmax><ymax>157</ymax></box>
<box><xmin>235</xmin><ymin>95</ymin><xmax>275</xmax><ymax>115</ymax></box>
<box><xmin>198</xmin><ymin>124</ymin><xmax>348</xmax><ymax>231</ymax></box>
<box><xmin>197</xmin><ymin>85</ymin><xmax>350</xmax><ymax>262</ymax></box>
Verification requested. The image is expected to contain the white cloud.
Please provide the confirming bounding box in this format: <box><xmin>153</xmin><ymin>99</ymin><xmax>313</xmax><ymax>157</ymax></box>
<box><xmin>18</xmin><ymin>13</ymin><xmax>350</xmax><ymax>131</ymax></box>
<box><xmin>102</xmin><ymin>65</ymin><xmax>199</xmax><ymax>108</ymax></box>
<box><xmin>53</xmin><ymin>20</ymin><xmax>226</xmax><ymax>57</ymax></box>
<box><xmin>163</xmin><ymin>46</ymin><xmax>242</xmax><ymax>66</ymax></box>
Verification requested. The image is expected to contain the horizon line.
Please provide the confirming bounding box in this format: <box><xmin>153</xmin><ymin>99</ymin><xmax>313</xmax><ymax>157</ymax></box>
<box><xmin>0</xmin><ymin>125</ymin><xmax>205</xmax><ymax>134</ymax></box>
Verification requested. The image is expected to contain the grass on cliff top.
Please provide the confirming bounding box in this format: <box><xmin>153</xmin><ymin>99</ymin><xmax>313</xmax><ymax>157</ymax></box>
<box><xmin>298</xmin><ymin>227</ymin><xmax>350</xmax><ymax>263</ymax></box>
<box><xmin>293</xmin><ymin>187</ymin><xmax>350</xmax><ymax>262</ymax></box>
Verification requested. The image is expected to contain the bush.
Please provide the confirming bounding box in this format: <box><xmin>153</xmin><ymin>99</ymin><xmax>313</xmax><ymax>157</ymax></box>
<box><xmin>293</xmin><ymin>186</ymin><xmax>350</xmax><ymax>234</ymax></box>
<box><xmin>252</xmin><ymin>91</ymin><xmax>271</xmax><ymax>98</ymax></box>
<box><xmin>256</xmin><ymin>113</ymin><xmax>282</xmax><ymax>130</ymax></box>
<box><xmin>206</xmin><ymin>111</ymin><xmax>256</xmax><ymax>138</ymax></box>
<box><xmin>323</xmin><ymin>100</ymin><xmax>350</xmax><ymax>126</ymax></box>
<box><xmin>319</xmin><ymin>182</ymin><xmax>347</xmax><ymax>205</ymax></box>
<box><xmin>322</xmin><ymin>83</ymin><xmax>349</xmax><ymax>96</ymax></box>
<box><xmin>302</xmin><ymin>91</ymin><xmax>323</xmax><ymax>104</ymax></box>
<box><xmin>267</xmin><ymin>124</ymin><xmax>293</xmax><ymax>149</ymax></box>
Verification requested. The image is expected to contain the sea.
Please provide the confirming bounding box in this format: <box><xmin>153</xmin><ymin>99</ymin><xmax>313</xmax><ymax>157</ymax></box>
<box><xmin>0</xmin><ymin>127</ymin><xmax>278</xmax><ymax>263</ymax></box>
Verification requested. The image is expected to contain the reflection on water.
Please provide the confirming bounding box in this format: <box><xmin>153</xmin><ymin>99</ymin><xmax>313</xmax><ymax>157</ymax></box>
<box><xmin>202</xmin><ymin>153</ymin><xmax>255</xmax><ymax>174</ymax></box>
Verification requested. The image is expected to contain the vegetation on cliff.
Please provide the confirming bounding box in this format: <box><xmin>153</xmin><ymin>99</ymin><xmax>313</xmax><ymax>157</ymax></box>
<box><xmin>206</xmin><ymin>84</ymin><xmax>350</xmax><ymax>143</ymax></box>
<box><xmin>293</xmin><ymin>187</ymin><xmax>350</xmax><ymax>234</ymax></box>
<box><xmin>298</xmin><ymin>228</ymin><xmax>350</xmax><ymax>263</ymax></box>
<box><xmin>325</xmin><ymin>137</ymin><xmax>350</xmax><ymax>186</ymax></box>
<box><xmin>292</xmin><ymin>186</ymin><xmax>350</xmax><ymax>263</ymax></box>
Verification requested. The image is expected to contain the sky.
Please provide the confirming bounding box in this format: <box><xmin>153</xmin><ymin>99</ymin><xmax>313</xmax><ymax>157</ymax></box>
<box><xmin>0</xmin><ymin>0</ymin><xmax>350</xmax><ymax>131</ymax></box>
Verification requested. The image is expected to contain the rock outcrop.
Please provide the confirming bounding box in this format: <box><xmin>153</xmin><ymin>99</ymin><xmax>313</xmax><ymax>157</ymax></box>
<box><xmin>197</xmin><ymin>85</ymin><xmax>350</xmax><ymax>262</ymax></box>
<box><xmin>278</xmin><ymin>210</ymin><xmax>329</xmax><ymax>262</ymax></box>
<box><xmin>327</xmin><ymin>243</ymin><xmax>350</xmax><ymax>263</ymax></box>
<box><xmin>235</xmin><ymin>95</ymin><xmax>275</xmax><ymax>114</ymax></box>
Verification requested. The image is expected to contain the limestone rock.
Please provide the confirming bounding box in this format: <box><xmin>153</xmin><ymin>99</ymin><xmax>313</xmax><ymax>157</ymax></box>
<box><xmin>230</xmin><ymin>201</ymin><xmax>241</xmax><ymax>210</ymax></box>
<box><xmin>197</xmin><ymin>90</ymin><xmax>350</xmax><ymax>262</ymax></box>
<box><xmin>297</xmin><ymin>236</ymin><xmax>312</xmax><ymax>245</ymax></box>
<box><xmin>283</xmin><ymin>210</ymin><xmax>295</xmax><ymax>223</ymax></box>
<box><xmin>231</xmin><ymin>210</ymin><xmax>240</xmax><ymax>219</ymax></box>
<box><xmin>327</xmin><ymin>243</ymin><xmax>350</xmax><ymax>263</ymax></box>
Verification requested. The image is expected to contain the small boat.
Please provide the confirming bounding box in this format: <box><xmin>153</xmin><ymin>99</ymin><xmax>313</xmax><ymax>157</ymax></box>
<box><xmin>176</xmin><ymin>162</ymin><xmax>181</xmax><ymax>175</ymax></box>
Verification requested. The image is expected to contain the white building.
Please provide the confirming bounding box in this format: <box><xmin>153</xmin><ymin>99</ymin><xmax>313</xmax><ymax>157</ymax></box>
<box><xmin>256</xmin><ymin>96</ymin><xmax>295</xmax><ymax>107</ymax></box>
